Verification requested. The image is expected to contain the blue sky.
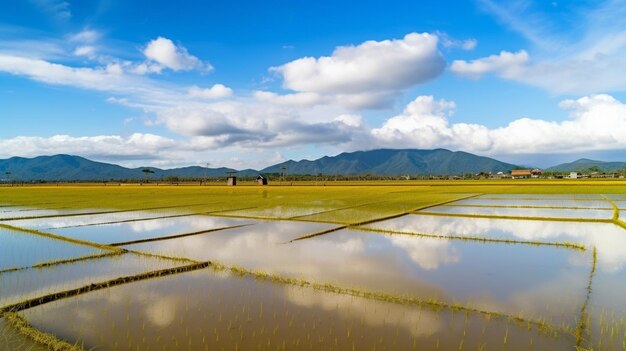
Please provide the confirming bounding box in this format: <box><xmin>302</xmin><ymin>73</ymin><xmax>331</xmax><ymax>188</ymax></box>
<box><xmin>2</xmin><ymin>0</ymin><xmax>626</xmax><ymax>169</ymax></box>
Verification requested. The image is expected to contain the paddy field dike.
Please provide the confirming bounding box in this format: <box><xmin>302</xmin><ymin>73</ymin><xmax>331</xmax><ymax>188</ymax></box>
<box><xmin>1</xmin><ymin>180</ymin><xmax>626</xmax><ymax>350</ymax></box>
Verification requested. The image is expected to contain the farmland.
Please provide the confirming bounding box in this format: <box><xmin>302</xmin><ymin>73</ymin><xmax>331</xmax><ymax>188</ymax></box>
<box><xmin>1</xmin><ymin>180</ymin><xmax>626</xmax><ymax>350</ymax></box>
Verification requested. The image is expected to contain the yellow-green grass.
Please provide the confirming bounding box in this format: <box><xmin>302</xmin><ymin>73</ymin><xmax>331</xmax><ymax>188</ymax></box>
<box><xmin>2</xmin><ymin>180</ymin><xmax>626</xmax><ymax>215</ymax></box>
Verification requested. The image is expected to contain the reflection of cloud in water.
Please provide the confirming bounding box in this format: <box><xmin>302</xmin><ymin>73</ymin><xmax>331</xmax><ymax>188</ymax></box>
<box><xmin>145</xmin><ymin>296</ymin><xmax>177</xmax><ymax>327</ymax></box>
<box><xmin>366</xmin><ymin>215</ymin><xmax>626</xmax><ymax>272</ymax></box>
<box><xmin>388</xmin><ymin>235</ymin><xmax>459</xmax><ymax>270</ymax></box>
<box><xmin>283</xmin><ymin>285</ymin><xmax>441</xmax><ymax>337</ymax></box>
<box><xmin>422</xmin><ymin>206</ymin><xmax>613</xmax><ymax>219</ymax></box>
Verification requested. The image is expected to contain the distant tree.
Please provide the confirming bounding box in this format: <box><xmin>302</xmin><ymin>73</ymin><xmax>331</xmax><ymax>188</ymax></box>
<box><xmin>141</xmin><ymin>168</ymin><xmax>155</xmax><ymax>183</ymax></box>
<box><xmin>588</xmin><ymin>166</ymin><xmax>601</xmax><ymax>173</ymax></box>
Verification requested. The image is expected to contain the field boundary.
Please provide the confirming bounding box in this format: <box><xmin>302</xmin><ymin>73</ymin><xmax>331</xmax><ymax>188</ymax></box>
<box><xmin>109</xmin><ymin>224</ymin><xmax>253</xmax><ymax>246</ymax></box>
<box><xmin>412</xmin><ymin>211</ymin><xmax>615</xmax><ymax>224</ymax></box>
<box><xmin>0</xmin><ymin>223</ymin><xmax>122</xmax><ymax>252</ymax></box>
<box><xmin>0</xmin><ymin>262</ymin><xmax>209</xmax><ymax>314</ymax></box>
<box><xmin>0</xmin><ymin>251</ymin><xmax>126</xmax><ymax>275</ymax></box>
<box><xmin>354</xmin><ymin>226</ymin><xmax>587</xmax><ymax>251</ymax></box>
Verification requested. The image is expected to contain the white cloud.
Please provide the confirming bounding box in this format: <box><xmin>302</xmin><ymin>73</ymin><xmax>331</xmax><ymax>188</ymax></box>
<box><xmin>143</xmin><ymin>37</ymin><xmax>212</xmax><ymax>73</ymax></box>
<box><xmin>450</xmin><ymin>50</ymin><xmax>529</xmax><ymax>79</ymax></box>
<box><xmin>270</xmin><ymin>32</ymin><xmax>445</xmax><ymax>109</ymax></box>
<box><xmin>371</xmin><ymin>94</ymin><xmax>626</xmax><ymax>155</ymax></box>
<box><xmin>73</xmin><ymin>45</ymin><xmax>96</xmax><ymax>58</ymax></box>
<box><xmin>465</xmin><ymin>1</ymin><xmax>626</xmax><ymax>94</ymax></box>
<box><xmin>0</xmin><ymin>134</ymin><xmax>179</xmax><ymax>160</ymax></box>
<box><xmin>188</xmin><ymin>84</ymin><xmax>233</xmax><ymax>99</ymax></box>
<box><xmin>69</xmin><ymin>29</ymin><xmax>100</xmax><ymax>43</ymax></box>
<box><xmin>0</xmin><ymin>54</ymin><xmax>140</xmax><ymax>91</ymax></box>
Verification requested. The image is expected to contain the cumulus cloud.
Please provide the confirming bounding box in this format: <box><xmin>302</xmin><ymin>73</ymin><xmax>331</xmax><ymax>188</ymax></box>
<box><xmin>371</xmin><ymin>94</ymin><xmax>626</xmax><ymax>155</ymax></box>
<box><xmin>450</xmin><ymin>50</ymin><xmax>529</xmax><ymax>79</ymax></box>
<box><xmin>143</xmin><ymin>37</ymin><xmax>211</xmax><ymax>73</ymax></box>
<box><xmin>270</xmin><ymin>32</ymin><xmax>445</xmax><ymax>109</ymax></box>
<box><xmin>188</xmin><ymin>84</ymin><xmax>233</xmax><ymax>99</ymax></box>
<box><xmin>155</xmin><ymin>101</ymin><xmax>363</xmax><ymax>148</ymax></box>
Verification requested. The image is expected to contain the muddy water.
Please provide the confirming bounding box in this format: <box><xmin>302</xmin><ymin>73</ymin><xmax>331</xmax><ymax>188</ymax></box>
<box><xmin>21</xmin><ymin>269</ymin><xmax>575</xmax><ymax>351</ymax></box>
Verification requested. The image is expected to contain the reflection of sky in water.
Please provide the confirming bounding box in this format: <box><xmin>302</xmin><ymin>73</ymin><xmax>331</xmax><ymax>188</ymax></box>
<box><xmin>420</xmin><ymin>205</ymin><xmax>614</xmax><ymax>219</ymax></box>
<box><xmin>477</xmin><ymin>194</ymin><xmax>605</xmax><ymax>200</ymax></box>
<box><xmin>0</xmin><ymin>208</ymin><xmax>95</xmax><ymax>220</ymax></box>
<box><xmin>21</xmin><ymin>269</ymin><xmax>573</xmax><ymax>351</ymax></box>
<box><xmin>126</xmin><ymin>228</ymin><xmax>588</xmax><ymax>325</ymax></box>
<box><xmin>0</xmin><ymin>254</ymin><xmax>179</xmax><ymax>308</ymax></box>
<box><xmin>361</xmin><ymin>214</ymin><xmax>626</xmax><ymax>273</ymax></box>
<box><xmin>0</xmin><ymin>228</ymin><xmax>104</xmax><ymax>271</ymax></box>
<box><xmin>450</xmin><ymin>198</ymin><xmax>611</xmax><ymax>208</ymax></box>
<box><xmin>7</xmin><ymin>210</ymin><xmax>184</xmax><ymax>230</ymax></box>
<box><xmin>46</xmin><ymin>215</ymin><xmax>254</xmax><ymax>244</ymax></box>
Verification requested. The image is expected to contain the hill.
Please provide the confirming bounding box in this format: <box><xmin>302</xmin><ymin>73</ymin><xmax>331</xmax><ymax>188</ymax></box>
<box><xmin>261</xmin><ymin>149</ymin><xmax>520</xmax><ymax>176</ymax></box>
<box><xmin>546</xmin><ymin>158</ymin><xmax>626</xmax><ymax>172</ymax></box>
<box><xmin>0</xmin><ymin>149</ymin><xmax>523</xmax><ymax>181</ymax></box>
<box><xmin>0</xmin><ymin>155</ymin><xmax>257</xmax><ymax>181</ymax></box>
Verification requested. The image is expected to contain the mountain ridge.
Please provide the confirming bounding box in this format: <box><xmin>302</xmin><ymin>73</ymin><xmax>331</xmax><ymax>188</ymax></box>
<box><xmin>546</xmin><ymin>158</ymin><xmax>626</xmax><ymax>172</ymax></box>
<box><xmin>0</xmin><ymin>149</ymin><xmax>524</xmax><ymax>181</ymax></box>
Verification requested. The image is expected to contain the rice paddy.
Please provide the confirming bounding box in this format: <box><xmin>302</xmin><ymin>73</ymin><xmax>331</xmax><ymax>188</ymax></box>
<box><xmin>1</xmin><ymin>181</ymin><xmax>626</xmax><ymax>350</ymax></box>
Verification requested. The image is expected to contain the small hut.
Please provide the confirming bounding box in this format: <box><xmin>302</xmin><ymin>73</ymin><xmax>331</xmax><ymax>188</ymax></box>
<box><xmin>256</xmin><ymin>175</ymin><xmax>268</xmax><ymax>185</ymax></box>
<box><xmin>226</xmin><ymin>176</ymin><xmax>237</xmax><ymax>186</ymax></box>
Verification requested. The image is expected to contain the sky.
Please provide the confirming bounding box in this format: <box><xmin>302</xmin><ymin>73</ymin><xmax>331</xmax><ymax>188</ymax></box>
<box><xmin>2</xmin><ymin>0</ymin><xmax>626</xmax><ymax>169</ymax></box>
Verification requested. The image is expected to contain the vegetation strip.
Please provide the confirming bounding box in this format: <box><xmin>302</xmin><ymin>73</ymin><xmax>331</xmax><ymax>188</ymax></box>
<box><xmin>0</xmin><ymin>251</ymin><xmax>126</xmax><ymax>275</ymax></box>
<box><xmin>601</xmin><ymin>195</ymin><xmax>620</xmax><ymax>221</ymax></box>
<box><xmin>210</xmin><ymin>262</ymin><xmax>570</xmax><ymax>338</ymax></box>
<box><xmin>288</xmin><ymin>225</ymin><xmax>348</xmax><ymax>242</ymax></box>
<box><xmin>412</xmin><ymin>211</ymin><xmax>615</xmax><ymax>223</ymax></box>
<box><xmin>349</xmin><ymin>193</ymin><xmax>482</xmax><ymax>227</ymax></box>
<box><xmin>1</xmin><ymin>312</ymin><xmax>83</xmax><ymax>351</ymax></box>
<box><xmin>354</xmin><ymin>226</ymin><xmax>587</xmax><ymax>251</ymax></box>
<box><xmin>0</xmin><ymin>262</ymin><xmax>210</xmax><ymax>314</ymax></box>
<box><xmin>441</xmin><ymin>203</ymin><xmax>612</xmax><ymax>210</ymax></box>
<box><xmin>288</xmin><ymin>200</ymin><xmax>388</xmax><ymax>220</ymax></box>
<box><xmin>0</xmin><ymin>223</ymin><xmax>122</xmax><ymax>252</ymax></box>
<box><xmin>0</xmin><ymin>202</ymin><xmax>211</xmax><ymax>222</ymax></box>
<box><xmin>108</xmin><ymin>224</ymin><xmax>253</xmax><ymax>246</ymax></box>
<box><xmin>574</xmin><ymin>247</ymin><xmax>597</xmax><ymax>349</ymax></box>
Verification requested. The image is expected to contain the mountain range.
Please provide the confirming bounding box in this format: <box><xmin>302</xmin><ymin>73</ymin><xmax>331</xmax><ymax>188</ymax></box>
<box><xmin>546</xmin><ymin>158</ymin><xmax>626</xmax><ymax>172</ymax></box>
<box><xmin>0</xmin><ymin>150</ymin><xmax>623</xmax><ymax>181</ymax></box>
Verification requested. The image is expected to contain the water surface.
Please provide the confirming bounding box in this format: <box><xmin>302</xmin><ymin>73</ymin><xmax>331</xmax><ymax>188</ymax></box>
<box><xmin>21</xmin><ymin>269</ymin><xmax>574</xmax><ymax>351</ymax></box>
<box><xmin>0</xmin><ymin>227</ymin><xmax>106</xmax><ymax>271</ymax></box>
<box><xmin>127</xmin><ymin>228</ymin><xmax>589</xmax><ymax>326</ymax></box>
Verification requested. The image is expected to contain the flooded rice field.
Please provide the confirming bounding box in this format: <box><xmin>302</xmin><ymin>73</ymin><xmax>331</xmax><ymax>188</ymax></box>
<box><xmin>1</xmin><ymin>193</ymin><xmax>625</xmax><ymax>350</ymax></box>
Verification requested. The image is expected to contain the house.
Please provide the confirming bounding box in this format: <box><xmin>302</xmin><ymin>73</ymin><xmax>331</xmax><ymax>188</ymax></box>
<box><xmin>531</xmin><ymin>169</ymin><xmax>542</xmax><ymax>178</ymax></box>
<box><xmin>511</xmin><ymin>169</ymin><xmax>532</xmax><ymax>179</ymax></box>
<box><xmin>226</xmin><ymin>176</ymin><xmax>237</xmax><ymax>186</ymax></box>
<box><xmin>568</xmin><ymin>172</ymin><xmax>578</xmax><ymax>179</ymax></box>
<box><xmin>256</xmin><ymin>175</ymin><xmax>268</xmax><ymax>185</ymax></box>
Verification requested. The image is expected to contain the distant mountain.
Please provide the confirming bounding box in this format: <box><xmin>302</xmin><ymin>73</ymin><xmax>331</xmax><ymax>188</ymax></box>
<box><xmin>0</xmin><ymin>149</ymin><xmax>523</xmax><ymax>181</ymax></box>
<box><xmin>0</xmin><ymin>155</ymin><xmax>258</xmax><ymax>181</ymax></box>
<box><xmin>261</xmin><ymin>149</ymin><xmax>520</xmax><ymax>176</ymax></box>
<box><xmin>546</xmin><ymin>158</ymin><xmax>626</xmax><ymax>172</ymax></box>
